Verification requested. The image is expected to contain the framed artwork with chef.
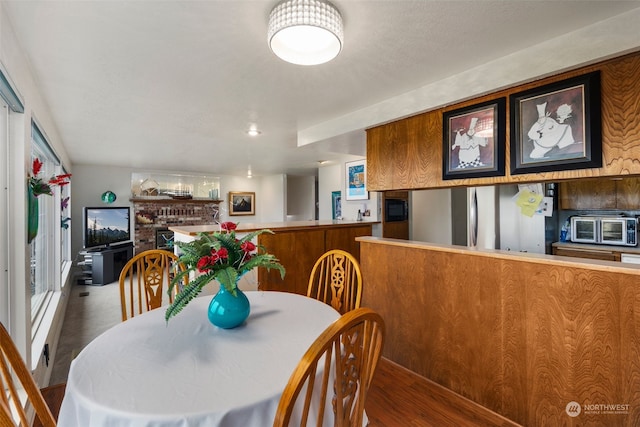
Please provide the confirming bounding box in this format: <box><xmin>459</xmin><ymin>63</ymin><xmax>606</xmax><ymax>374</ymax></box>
<box><xmin>509</xmin><ymin>71</ymin><xmax>602</xmax><ymax>174</ymax></box>
<box><xmin>442</xmin><ymin>98</ymin><xmax>506</xmax><ymax>180</ymax></box>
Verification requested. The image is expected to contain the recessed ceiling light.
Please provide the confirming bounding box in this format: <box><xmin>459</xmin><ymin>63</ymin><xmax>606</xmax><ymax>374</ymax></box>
<box><xmin>247</xmin><ymin>128</ymin><xmax>261</xmax><ymax>137</ymax></box>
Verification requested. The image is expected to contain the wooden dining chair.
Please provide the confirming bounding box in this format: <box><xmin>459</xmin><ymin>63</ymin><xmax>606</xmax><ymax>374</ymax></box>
<box><xmin>119</xmin><ymin>249</ymin><xmax>186</xmax><ymax>321</ymax></box>
<box><xmin>307</xmin><ymin>249</ymin><xmax>363</xmax><ymax>314</ymax></box>
<box><xmin>0</xmin><ymin>399</ymin><xmax>15</xmax><ymax>426</ymax></box>
<box><xmin>274</xmin><ymin>307</ymin><xmax>385</xmax><ymax>427</ymax></box>
<box><xmin>0</xmin><ymin>322</ymin><xmax>61</xmax><ymax>427</ymax></box>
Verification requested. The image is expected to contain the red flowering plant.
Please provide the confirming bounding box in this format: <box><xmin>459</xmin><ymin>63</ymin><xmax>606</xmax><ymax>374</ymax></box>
<box><xmin>29</xmin><ymin>158</ymin><xmax>72</xmax><ymax>196</ymax></box>
<box><xmin>165</xmin><ymin>221</ymin><xmax>285</xmax><ymax>321</ymax></box>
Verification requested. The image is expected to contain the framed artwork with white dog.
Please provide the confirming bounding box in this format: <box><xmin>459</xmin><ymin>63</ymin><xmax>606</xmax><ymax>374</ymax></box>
<box><xmin>509</xmin><ymin>71</ymin><xmax>602</xmax><ymax>174</ymax></box>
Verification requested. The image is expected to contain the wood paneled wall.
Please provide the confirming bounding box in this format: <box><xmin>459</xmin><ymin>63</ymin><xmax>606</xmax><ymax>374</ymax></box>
<box><xmin>366</xmin><ymin>51</ymin><xmax>640</xmax><ymax>191</ymax></box>
<box><xmin>257</xmin><ymin>224</ymin><xmax>372</xmax><ymax>295</ymax></box>
<box><xmin>359</xmin><ymin>237</ymin><xmax>640</xmax><ymax>426</ymax></box>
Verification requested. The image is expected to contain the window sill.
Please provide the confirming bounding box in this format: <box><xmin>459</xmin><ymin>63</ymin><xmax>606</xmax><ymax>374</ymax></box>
<box><xmin>30</xmin><ymin>292</ymin><xmax>60</xmax><ymax>371</ymax></box>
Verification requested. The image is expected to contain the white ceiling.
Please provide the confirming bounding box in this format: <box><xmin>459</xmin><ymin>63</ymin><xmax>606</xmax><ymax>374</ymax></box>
<box><xmin>3</xmin><ymin>0</ymin><xmax>640</xmax><ymax>177</ymax></box>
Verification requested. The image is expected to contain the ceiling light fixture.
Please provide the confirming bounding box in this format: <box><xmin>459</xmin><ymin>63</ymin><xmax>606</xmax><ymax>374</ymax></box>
<box><xmin>247</xmin><ymin>128</ymin><xmax>261</xmax><ymax>137</ymax></box>
<box><xmin>268</xmin><ymin>0</ymin><xmax>344</xmax><ymax>66</ymax></box>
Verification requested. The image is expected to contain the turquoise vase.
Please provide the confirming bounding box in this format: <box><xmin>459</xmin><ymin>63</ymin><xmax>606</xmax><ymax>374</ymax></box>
<box><xmin>27</xmin><ymin>186</ymin><xmax>39</xmax><ymax>244</ymax></box>
<box><xmin>207</xmin><ymin>284</ymin><xmax>250</xmax><ymax>329</ymax></box>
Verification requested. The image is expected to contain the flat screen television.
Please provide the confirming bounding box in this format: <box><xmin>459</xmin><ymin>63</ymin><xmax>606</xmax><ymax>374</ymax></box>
<box><xmin>83</xmin><ymin>206</ymin><xmax>131</xmax><ymax>250</ymax></box>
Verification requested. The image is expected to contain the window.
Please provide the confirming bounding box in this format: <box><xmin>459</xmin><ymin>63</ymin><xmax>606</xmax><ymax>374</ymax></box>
<box><xmin>30</xmin><ymin>122</ymin><xmax>69</xmax><ymax>321</ymax></box>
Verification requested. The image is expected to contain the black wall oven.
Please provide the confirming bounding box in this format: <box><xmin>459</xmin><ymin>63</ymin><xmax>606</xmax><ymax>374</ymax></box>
<box><xmin>385</xmin><ymin>198</ymin><xmax>408</xmax><ymax>222</ymax></box>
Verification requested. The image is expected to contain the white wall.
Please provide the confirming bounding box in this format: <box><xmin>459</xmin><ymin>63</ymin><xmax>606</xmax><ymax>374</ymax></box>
<box><xmin>318</xmin><ymin>160</ymin><xmax>380</xmax><ymax>222</ymax></box>
<box><xmin>286</xmin><ymin>175</ymin><xmax>315</xmax><ymax>221</ymax></box>
<box><xmin>219</xmin><ymin>174</ymin><xmax>269</xmax><ymax>222</ymax></box>
<box><xmin>411</xmin><ymin>189</ymin><xmax>452</xmax><ymax>244</ymax></box>
<box><xmin>318</xmin><ymin>164</ymin><xmax>342</xmax><ymax>220</ymax></box>
<box><xmin>258</xmin><ymin>174</ymin><xmax>286</xmax><ymax>222</ymax></box>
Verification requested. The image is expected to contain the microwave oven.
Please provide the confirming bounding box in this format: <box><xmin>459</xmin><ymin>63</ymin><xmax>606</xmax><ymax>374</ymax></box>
<box><xmin>384</xmin><ymin>198</ymin><xmax>408</xmax><ymax>222</ymax></box>
<box><xmin>570</xmin><ymin>216</ymin><xmax>638</xmax><ymax>246</ymax></box>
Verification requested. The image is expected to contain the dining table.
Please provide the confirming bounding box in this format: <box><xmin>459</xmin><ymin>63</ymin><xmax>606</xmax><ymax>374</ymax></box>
<box><xmin>57</xmin><ymin>291</ymin><xmax>342</xmax><ymax>427</ymax></box>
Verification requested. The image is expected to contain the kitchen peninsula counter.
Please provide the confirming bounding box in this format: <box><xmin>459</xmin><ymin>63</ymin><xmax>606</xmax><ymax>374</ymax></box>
<box><xmin>360</xmin><ymin>237</ymin><xmax>640</xmax><ymax>273</ymax></box>
<box><xmin>356</xmin><ymin>236</ymin><xmax>640</xmax><ymax>426</ymax></box>
<box><xmin>171</xmin><ymin>220</ymin><xmax>378</xmax><ymax>295</ymax></box>
<box><xmin>169</xmin><ymin>219</ymin><xmax>379</xmax><ymax>236</ymax></box>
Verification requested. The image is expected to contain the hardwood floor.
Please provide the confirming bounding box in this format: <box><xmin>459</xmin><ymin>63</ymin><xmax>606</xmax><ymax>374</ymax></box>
<box><xmin>365</xmin><ymin>358</ymin><xmax>522</xmax><ymax>427</ymax></box>
<box><xmin>32</xmin><ymin>383</ymin><xmax>66</xmax><ymax>427</ymax></box>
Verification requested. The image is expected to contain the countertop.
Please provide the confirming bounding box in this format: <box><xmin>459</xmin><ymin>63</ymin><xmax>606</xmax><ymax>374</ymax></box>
<box><xmin>552</xmin><ymin>241</ymin><xmax>640</xmax><ymax>254</ymax></box>
<box><xmin>357</xmin><ymin>236</ymin><xmax>640</xmax><ymax>274</ymax></box>
<box><xmin>169</xmin><ymin>220</ymin><xmax>379</xmax><ymax>236</ymax></box>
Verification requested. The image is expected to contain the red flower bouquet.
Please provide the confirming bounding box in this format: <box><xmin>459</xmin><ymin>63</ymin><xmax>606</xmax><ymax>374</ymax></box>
<box><xmin>165</xmin><ymin>221</ymin><xmax>285</xmax><ymax>321</ymax></box>
<box><xmin>29</xmin><ymin>158</ymin><xmax>71</xmax><ymax>197</ymax></box>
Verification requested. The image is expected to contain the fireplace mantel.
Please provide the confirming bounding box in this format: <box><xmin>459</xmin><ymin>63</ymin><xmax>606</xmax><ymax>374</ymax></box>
<box><xmin>130</xmin><ymin>198</ymin><xmax>223</xmax><ymax>204</ymax></box>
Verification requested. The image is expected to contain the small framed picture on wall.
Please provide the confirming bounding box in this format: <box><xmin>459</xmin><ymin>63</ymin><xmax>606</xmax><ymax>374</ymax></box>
<box><xmin>331</xmin><ymin>191</ymin><xmax>342</xmax><ymax>219</ymax></box>
<box><xmin>229</xmin><ymin>191</ymin><xmax>255</xmax><ymax>216</ymax></box>
<box><xmin>345</xmin><ymin>160</ymin><xmax>369</xmax><ymax>201</ymax></box>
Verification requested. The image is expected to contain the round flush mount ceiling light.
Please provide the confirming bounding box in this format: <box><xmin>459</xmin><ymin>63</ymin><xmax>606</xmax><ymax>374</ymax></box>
<box><xmin>268</xmin><ymin>0</ymin><xmax>344</xmax><ymax>66</ymax></box>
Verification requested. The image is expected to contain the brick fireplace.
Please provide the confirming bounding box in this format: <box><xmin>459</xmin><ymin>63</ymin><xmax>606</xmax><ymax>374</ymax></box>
<box><xmin>131</xmin><ymin>198</ymin><xmax>221</xmax><ymax>254</ymax></box>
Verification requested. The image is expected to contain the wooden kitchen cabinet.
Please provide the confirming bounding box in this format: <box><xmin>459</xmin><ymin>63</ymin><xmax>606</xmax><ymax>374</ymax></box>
<box><xmin>259</xmin><ymin>229</ymin><xmax>326</xmax><ymax>295</ymax></box>
<box><xmin>558</xmin><ymin>179</ymin><xmax>615</xmax><ymax>209</ymax></box>
<box><xmin>559</xmin><ymin>177</ymin><xmax>640</xmax><ymax>210</ymax></box>
<box><xmin>615</xmin><ymin>178</ymin><xmax>640</xmax><ymax>209</ymax></box>
<box><xmin>382</xmin><ymin>190</ymin><xmax>410</xmax><ymax>240</ymax></box>
<box><xmin>325</xmin><ymin>225</ymin><xmax>371</xmax><ymax>259</ymax></box>
<box><xmin>552</xmin><ymin>245</ymin><xmax>621</xmax><ymax>262</ymax></box>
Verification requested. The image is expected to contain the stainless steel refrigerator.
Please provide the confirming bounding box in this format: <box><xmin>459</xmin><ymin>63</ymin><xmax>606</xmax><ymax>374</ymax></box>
<box><xmin>451</xmin><ymin>185</ymin><xmax>547</xmax><ymax>253</ymax></box>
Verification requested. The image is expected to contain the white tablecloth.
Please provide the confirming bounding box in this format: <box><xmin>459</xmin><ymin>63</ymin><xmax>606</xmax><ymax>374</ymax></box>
<box><xmin>57</xmin><ymin>291</ymin><xmax>341</xmax><ymax>427</ymax></box>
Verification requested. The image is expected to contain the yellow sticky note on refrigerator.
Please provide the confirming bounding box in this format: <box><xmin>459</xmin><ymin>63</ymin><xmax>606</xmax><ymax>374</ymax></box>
<box><xmin>515</xmin><ymin>190</ymin><xmax>543</xmax><ymax>217</ymax></box>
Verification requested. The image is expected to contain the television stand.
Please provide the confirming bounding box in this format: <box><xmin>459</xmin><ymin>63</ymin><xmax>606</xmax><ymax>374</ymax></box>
<box><xmin>79</xmin><ymin>242</ymin><xmax>133</xmax><ymax>285</ymax></box>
